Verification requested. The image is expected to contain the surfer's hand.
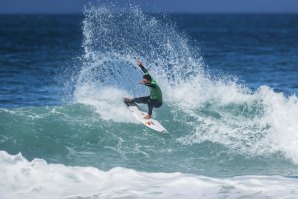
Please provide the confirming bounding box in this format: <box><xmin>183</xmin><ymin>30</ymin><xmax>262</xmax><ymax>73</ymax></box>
<box><xmin>139</xmin><ymin>80</ymin><xmax>145</xmax><ymax>84</ymax></box>
<box><xmin>136</xmin><ymin>60</ymin><xmax>142</xmax><ymax>66</ymax></box>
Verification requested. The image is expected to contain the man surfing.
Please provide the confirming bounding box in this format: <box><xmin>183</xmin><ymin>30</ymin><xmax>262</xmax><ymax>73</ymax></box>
<box><xmin>124</xmin><ymin>60</ymin><xmax>163</xmax><ymax>119</ymax></box>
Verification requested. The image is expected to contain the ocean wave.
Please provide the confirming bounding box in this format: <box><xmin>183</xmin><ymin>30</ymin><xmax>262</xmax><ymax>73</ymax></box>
<box><xmin>1</xmin><ymin>151</ymin><xmax>298</xmax><ymax>199</ymax></box>
<box><xmin>72</xmin><ymin>4</ymin><xmax>298</xmax><ymax>166</ymax></box>
<box><xmin>1</xmin><ymin>99</ymin><xmax>298</xmax><ymax>176</ymax></box>
<box><xmin>1</xmin><ymin>4</ymin><xmax>298</xmax><ymax>177</ymax></box>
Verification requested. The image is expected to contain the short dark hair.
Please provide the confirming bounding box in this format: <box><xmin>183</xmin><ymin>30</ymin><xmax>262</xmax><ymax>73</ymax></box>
<box><xmin>143</xmin><ymin>74</ymin><xmax>152</xmax><ymax>81</ymax></box>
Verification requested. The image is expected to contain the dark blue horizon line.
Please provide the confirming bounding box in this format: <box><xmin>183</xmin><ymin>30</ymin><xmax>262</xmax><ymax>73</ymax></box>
<box><xmin>0</xmin><ymin>12</ymin><xmax>298</xmax><ymax>15</ymax></box>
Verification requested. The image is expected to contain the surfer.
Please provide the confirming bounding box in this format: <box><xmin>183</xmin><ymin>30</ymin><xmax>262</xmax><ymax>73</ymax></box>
<box><xmin>124</xmin><ymin>60</ymin><xmax>163</xmax><ymax>119</ymax></box>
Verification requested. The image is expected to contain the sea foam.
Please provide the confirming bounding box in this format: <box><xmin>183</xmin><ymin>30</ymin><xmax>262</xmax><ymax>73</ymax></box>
<box><xmin>1</xmin><ymin>151</ymin><xmax>298</xmax><ymax>199</ymax></box>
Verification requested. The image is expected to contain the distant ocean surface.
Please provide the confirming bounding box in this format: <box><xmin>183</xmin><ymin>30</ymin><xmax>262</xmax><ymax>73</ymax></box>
<box><xmin>1</xmin><ymin>5</ymin><xmax>298</xmax><ymax>198</ymax></box>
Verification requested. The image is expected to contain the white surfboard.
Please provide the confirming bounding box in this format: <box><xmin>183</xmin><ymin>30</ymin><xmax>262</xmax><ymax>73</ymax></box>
<box><xmin>124</xmin><ymin>100</ymin><xmax>167</xmax><ymax>133</ymax></box>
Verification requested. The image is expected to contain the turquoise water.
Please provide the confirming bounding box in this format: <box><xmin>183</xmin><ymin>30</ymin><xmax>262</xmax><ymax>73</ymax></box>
<box><xmin>1</xmin><ymin>102</ymin><xmax>297</xmax><ymax>177</ymax></box>
<box><xmin>1</xmin><ymin>5</ymin><xmax>298</xmax><ymax>198</ymax></box>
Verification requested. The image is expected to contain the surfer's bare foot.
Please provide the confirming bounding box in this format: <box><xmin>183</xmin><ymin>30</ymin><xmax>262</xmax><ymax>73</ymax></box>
<box><xmin>144</xmin><ymin>114</ymin><xmax>151</xmax><ymax>119</ymax></box>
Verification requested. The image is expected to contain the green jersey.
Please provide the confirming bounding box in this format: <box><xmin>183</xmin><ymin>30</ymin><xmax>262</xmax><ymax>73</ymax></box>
<box><xmin>139</xmin><ymin>64</ymin><xmax>163</xmax><ymax>102</ymax></box>
<box><xmin>147</xmin><ymin>79</ymin><xmax>163</xmax><ymax>102</ymax></box>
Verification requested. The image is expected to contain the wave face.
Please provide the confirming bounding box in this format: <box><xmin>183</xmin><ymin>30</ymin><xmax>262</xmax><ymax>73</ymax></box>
<box><xmin>74</xmin><ymin>5</ymin><xmax>298</xmax><ymax>171</ymax></box>
<box><xmin>1</xmin><ymin>151</ymin><xmax>298</xmax><ymax>199</ymax></box>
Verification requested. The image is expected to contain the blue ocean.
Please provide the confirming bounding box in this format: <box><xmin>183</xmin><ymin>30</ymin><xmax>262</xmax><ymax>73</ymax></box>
<box><xmin>1</xmin><ymin>5</ymin><xmax>298</xmax><ymax>198</ymax></box>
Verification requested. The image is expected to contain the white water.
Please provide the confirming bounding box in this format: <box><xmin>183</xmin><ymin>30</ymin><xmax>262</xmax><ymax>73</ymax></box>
<box><xmin>1</xmin><ymin>151</ymin><xmax>298</xmax><ymax>199</ymax></box>
<box><xmin>74</xmin><ymin>85</ymin><xmax>137</xmax><ymax>123</ymax></box>
<box><xmin>175</xmin><ymin>83</ymin><xmax>298</xmax><ymax>164</ymax></box>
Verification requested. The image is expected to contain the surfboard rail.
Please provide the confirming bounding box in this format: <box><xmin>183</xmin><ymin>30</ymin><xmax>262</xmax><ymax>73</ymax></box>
<box><xmin>124</xmin><ymin>100</ymin><xmax>167</xmax><ymax>133</ymax></box>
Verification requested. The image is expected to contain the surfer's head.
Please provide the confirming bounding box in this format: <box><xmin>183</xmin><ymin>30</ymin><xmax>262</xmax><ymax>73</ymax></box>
<box><xmin>143</xmin><ymin>74</ymin><xmax>152</xmax><ymax>83</ymax></box>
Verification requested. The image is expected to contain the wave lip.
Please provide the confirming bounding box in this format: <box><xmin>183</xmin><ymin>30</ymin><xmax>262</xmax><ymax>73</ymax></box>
<box><xmin>1</xmin><ymin>151</ymin><xmax>298</xmax><ymax>199</ymax></box>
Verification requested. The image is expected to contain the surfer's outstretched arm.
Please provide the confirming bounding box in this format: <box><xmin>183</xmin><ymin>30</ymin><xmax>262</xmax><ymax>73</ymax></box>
<box><xmin>136</xmin><ymin>60</ymin><xmax>148</xmax><ymax>74</ymax></box>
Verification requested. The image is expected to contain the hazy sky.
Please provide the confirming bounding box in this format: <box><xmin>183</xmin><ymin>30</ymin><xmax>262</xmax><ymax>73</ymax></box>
<box><xmin>0</xmin><ymin>0</ymin><xmax>297</xmax><ymax>14</ymax></box>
